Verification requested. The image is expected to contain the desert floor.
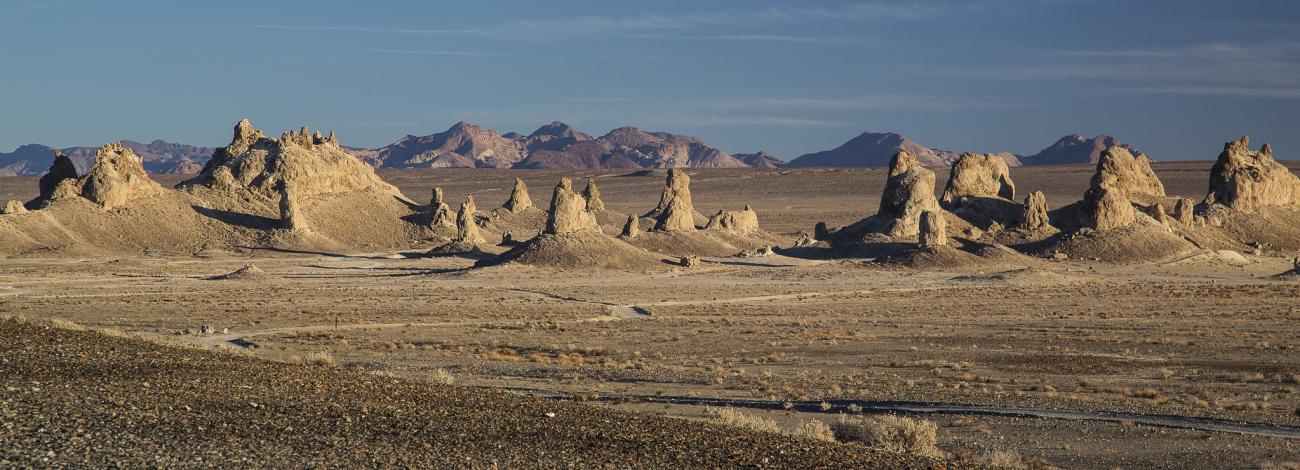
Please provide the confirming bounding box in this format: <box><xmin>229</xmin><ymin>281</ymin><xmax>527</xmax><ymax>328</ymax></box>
<box><xmin>1</xmin><ymin>163</ymin><xmax>1298</xmax><ymax>469</ymax></box>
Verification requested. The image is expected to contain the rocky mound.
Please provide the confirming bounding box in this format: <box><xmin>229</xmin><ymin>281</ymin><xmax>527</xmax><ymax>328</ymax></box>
<box><xmin>1205</xmin><ymin>136</ymin><xmax>1300</xmax><ymax>213</ymax></box>
<box><xmin>1034</xmin><ymin>218</ymin><xmax>1195</xmax><ymax>262</ymax></box>
<box><xmin>1079</xmin><ymin>146</ymin><xmax>1167</xmax><ymax>231</ymax></box>
<box><xmin>76</xmin><ymin>143</ymin><xmax>165</xmax><ymax>209</ymax></box>
<box><xmin>479</xmin><ymin>178</ymin><xmax>664</xmax><ymax>269</ymax></box>
<box><xmin>180</xmin><ymin>119</ymin><xmax>400</xmax><ymax>199</ymax></box>
<box><xmin>704</xmin><ymin>206</ymin><xmax>760</xmax><ymax>233</ymax></box>
<box><xmin>429</xmin><ymin>196</ymin><xmax>486</xmax><ymax>255</ymax></box>
<box><xmin>941</xmin><ymin>153</ymin><xmax>1015</xmax><ymax>205</ymax></box>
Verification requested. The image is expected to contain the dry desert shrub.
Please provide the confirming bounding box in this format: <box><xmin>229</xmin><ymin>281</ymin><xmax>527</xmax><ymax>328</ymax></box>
<box><xmin>48</xmin><ymin>318</ymin><xmax>86</xmax><ymax>331</ymax></box>
<box><xmin>305</xmin><ymin>351</ymin><xmax>337</xmax><ymax>367</ymax></box>
<box><xmin>791</xmin><ymin>419</ymin><xmax>837</xmax><ymax>443</ymax></box>
<box><xmin>703</xmin><ymin>407</ymin><xmax>781</xmax><ymax>434</ymax></box>
<box><xmin>985</xmin><ymin>450</ymin><xmax>1028</xmax><ymax>469</ymax></box>
<box><xmin>832</xmin><ymin>414</ymin><xmax>941</xmax><ymax>458</ymax></box>
<box><xmin>431</xmin><ymin>368</ymin><xmax>455</xmax><ymax>385</ymax></box>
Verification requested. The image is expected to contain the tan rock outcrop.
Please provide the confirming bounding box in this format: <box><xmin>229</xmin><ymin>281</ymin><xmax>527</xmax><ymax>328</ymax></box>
<box><xmin>918</xmin><ymin>211</ymin><xmax>946</xmax><ymax>248</ymax></box>
<box><xmin>78</xmin><ymin>143</ymin><xmax>163</xmax><ymax>209</ymax></box>
<box><xmin>504</xmin><ymin>178</ymin><xmax>533</xmax><ymax>213</ymax></box>
<box><xmin>182</xmin><ymin>119</ymin><xmax>399</xmax><ymax>199</ymax></box>
<box><xmin>2</xmin><ymin>200</ymin><xmax>27</xmax><ymax>214</ymax></box>
<box><xmin>429</xmin><ymin>187</ymin><xmax>454</xmax><ymax>227</ymax></box>
<box><xmin>1017</xmin><ymin>191</ymin><xmax>1052</xmax><ymax>231</ymax></box>
<box><xmin>583</xmin><ymin>178</ymin><xmax>605</xmax><ymax>212</ymax></box>
<box><xmin>1205</xmin><ymin>137</ymin><xmax>1300</xmax><ymax>213</ymax></box>
<box><xmin>1173</xmin><ymin>198</ymin><xmax>1194</xmax><ymax>224</ymax></box>
<box><xmin>878</xmin><ymin>151</ymin><xmax>940</xmax><ymax>237</ymax></box>
<box><xmin>544</xmin><ymin>178</ymin><xmax>599</xmax><ymax>235</ymax></box>
<box><xmin>647</xmin><ymin>169</ymin><xmax>694</xmax><ymax>219</ymax></box>
<box><xmin>619</xmin><ymin>214</ymin><xmax>640</xmax><ymax>239</ymax></box>
<box><xmin>941</xmin><ymin>153</ymin><xmax>1015</xmax><ymax>205</ymax></box>
<box><xmin>1146</xmin><ymin>202</ymin><xmax>1169</xmax><ymax>225</ymax></box>
<box><xmin>35</xmin><ymin>150</ymin><xmax>78</xmax><ymax>205</ymax></box>
<box><xmin>705</xmin><ymin>205</ymin><xmax>760</xmax><ymax>233</ymax></box>
<box><xmin>1081</xmin><ymin>186</ymin><xmax>1135</xmax><ymax>231</ymax></box>
<box><xmin>1091</xmin><ymin>147</ymin><xmax>1166</xmax><ymax>202</ymax></box>
<box><xmin>278</xmin><ymin>184</ymin><xmax>306</xmax><ymax>231</ymax></box>
<box><xmin>455</xmin><ymin>196</ymin><xmax>485</xmax><ymax>244</ymax></box>
<box><xmin>651</xmin><ymin>169</ymin><xmax>697</xmax><ymax>232</ymax></box>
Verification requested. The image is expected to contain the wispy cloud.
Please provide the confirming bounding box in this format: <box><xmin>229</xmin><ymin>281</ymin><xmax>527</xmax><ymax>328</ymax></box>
<box><xmin>672</xmin><ymin>115</ymin><xmax>859</xmax><ymax>128</ymax></box>
<box><xmin>342</xmin><ymin>47</ymin><xmax>520</xmax><ymax>58</ymax></box>
<box><xmin>253</xmin><ymin>2</ymin><xmax>948</xmax><ymax>42</ymax></box>
<box><xmin>709</xmin><ymin>94</ymin><xmax>1037</xmax><ymax>112</ymax></box>
<box><xmin>1126</xmin><ymin>86</ymin><xmax>1300</xmax><ymax>100</ymax></box>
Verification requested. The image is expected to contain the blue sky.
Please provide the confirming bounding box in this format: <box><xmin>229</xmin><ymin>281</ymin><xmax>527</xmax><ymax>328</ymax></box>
<box><xmin>1</xmin><ymin>0</ymin><xmax>1298</xmax><ymax>160</ymax></box>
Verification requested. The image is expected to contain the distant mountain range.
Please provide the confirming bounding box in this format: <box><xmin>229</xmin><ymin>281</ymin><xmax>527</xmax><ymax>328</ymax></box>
<box><xmin>0</xmin><ymin>123</ymin><xmax>1140</xmax><ymax>176</ymax></box>
<box><xmin>0</xmin><ymin>140</ymin><xmax>216</xmax><ymax>176</ymax></box>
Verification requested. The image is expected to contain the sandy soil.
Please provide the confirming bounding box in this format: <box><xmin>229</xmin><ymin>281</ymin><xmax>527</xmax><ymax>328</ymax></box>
<box><xmin>1</xmin><ymin>165</ymin><xmax>1299</xmax><ymax>469</ymax></box>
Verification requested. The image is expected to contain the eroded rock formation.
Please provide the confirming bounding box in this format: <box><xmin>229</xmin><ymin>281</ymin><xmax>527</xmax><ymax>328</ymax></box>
<box><xmin>918</xmin><ymin>211</ymin><xmax>946</xmax><ymax>248</ymax></box>
<box><xmin>1081</xmin><ymin>186</ymin><xmax>1136</xmax><ymax>231</ymax></box>
<box><xmin>651</xmin><ymin>169</ymin><xmax>697</xmax><ymax>232</ymax></box>
<box><xmin>544</xmin><ymin>178</ymin><xmax>598</xmax><ymax>235</ymax></box>
<box><xmin>941</xmin><ymin>153</ymin><xmax>1015</xmax><ymax>205</ymax></box>
<box><xmin>1017</xmin><ymin>191</ymin><xmax>1052</xmax><ymax>231</ymax></box>
<box><xmin>2</xmin><ymin>200</ymin><xmax>27</xmax><ymax>214</ymax></box>
<box><xmin>583</xmin><ymin>178</ymin><xmax>605</xmax><ymax>212</ymax></box>
<box><xmin>78</xmin><ymin>143</ymin><xmax>164</xmax><ymax>209</ymax></box>
<box><xmin>878</xmin><ymin>151</ymin><xmax>940</xmax><ymax>237</ymax></box>
<box><xmin>34</xmin><ymin>150</ymin><xmax>78</xmax><ymax>205</ymax></box>
<box><xmin>1205</xmin><ymin>137</ymin><xmax>1300</xmax><ymax>213</ymax></box>
<box><xmin>504</xmin><ymin>178</ymin><xmax>533</xmax><ymax>213</ymax></box>
<box><xmin>279</xmin><ymin>184</ymin><xmax>306</xmax><ymax>231</ymax></box>
<box><xmin>704</xmin><ymin>205</ymin><xmax>760</xmax><ymax>233</ymax></box>
<box><xmin>1173</xmin><ymin>198</ymin><xmax>1194</xmax><ymax>224</ymax></box>
<box><xmin>429</xmin><ymin>187</ymin><xmax>454</xmax><ymax>227</ymax></box>
<box><xmin>455</xmin><ymin>196</ymin><xmax>485</xmax><ymax>244</ymax></box>
<box><xmin>620</xmin><ymin>214</ymin><xmax>640</xmax><ymax>239</ymax></box>
<box><xmin>182</xmin><ymin>119</ymin><xmax>398</xmax><ymax>199</ymax></box>
<box><xmin>1090</xmin><ymin>147</ymin><xmax>1165</xmax><ymax>202</ymax></box>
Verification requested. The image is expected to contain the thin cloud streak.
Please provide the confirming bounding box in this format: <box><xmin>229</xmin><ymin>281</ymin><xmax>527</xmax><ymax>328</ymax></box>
<box><xmin>343</xmin><ymin>47</ymin><xmax>521</xmax><ymax>58</ymax></box>
<box><xmin>709</xmin><ymin>95</ymin><xmax>1038</xmax><ymax>112</ymax></box>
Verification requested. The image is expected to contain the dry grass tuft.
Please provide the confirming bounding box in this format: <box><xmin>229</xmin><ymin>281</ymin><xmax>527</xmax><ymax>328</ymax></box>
<box><xmin>792</xmin><ymin>419</ymin><xmax>837</xmax><ymax>443</ymax></box>
<box><xmin>703</xmin><ymin>407</ymin><xmax>781</xmax><ymax>434</ymax></box>
<box><xmin>431</xmin><ymin>368</ymin><xmax>455</xmax><ymax>385</ymax></box>
<box><xmin>305</xmin><ymin>351</ymin><xmax>337</xmax><ymax>367</ymax></box>
<box><xmin>832</xmin><ymin>414</ymin><xmax>941</xmax><ymax>458</ymax></box>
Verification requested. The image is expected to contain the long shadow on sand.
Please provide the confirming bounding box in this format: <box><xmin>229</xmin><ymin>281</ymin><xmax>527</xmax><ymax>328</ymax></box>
<box><xmin>192</xmin><ymin>206</ymin><xmax>279</xmax><ymax>230</ymax></box>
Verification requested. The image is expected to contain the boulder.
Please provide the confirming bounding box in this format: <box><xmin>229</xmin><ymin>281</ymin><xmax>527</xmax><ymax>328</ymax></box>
<box><xmin>878</xmin><ymin>151</ymin><xmax>940</xmax><ymax>237</ymax></box>
<box><xmin>455</xmin><ymin>196</ymin><xmax>486</xmax><ymax>244</ymax></box>
<box><xmin>918</xmin><ymin>211</ymin><xmax>946</xmax><ymax>248</ymax></box>
<box><xmin>504</xmin><ymin>178</ymin><xmax>533</xmax><ymax>213</ymax></box>
<box><xmin>679</xmin><ymin>255</ymin><xmax>701</xmax><ymax>268</ymax></box>
<box><xmin>619</xmin><ymin>214</ymin><xmax>641</xmax><ymax>239</ymax></box>
<box><xmin>1173</xmin><ymin>198</ymin><xmax>1194</xmax><ymax>224</ymax></box>
<box><xmin>429</xmin><ymin>187</ymin><xmax>454</xmax><ymax>228</ymax></box>
<box><xmin>941</xmin><ymin>153</ymin><xmax>1015</xmax><ymax>205</ymax></box>
<box><xmin>583</xmin><ymin>178</ymin><xmax>605</xmax><ymax>212</ymax></box>
<box><xmin>704</xmin><ymin>205</ymin><xmax>760</xmax><ymax>233</ymax></box>
<box><xmin>544</xmin><ymin>178</ymin><xmax>599</xmax><ymax>235</ymax></box>
<box><xmin>1205</xmin><ymin>136</ymin><xmax>1300</xmax><ymax>213</ymax></box>
<box><xmin>1017</xmin><ymin>191</ymin><xmax>1052</xmax><ymax>231</ymax></box>
<box><xmin>78</xmin><ymin>143</ymin><xmax>164</xmax><ymax>209</ymax></box>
